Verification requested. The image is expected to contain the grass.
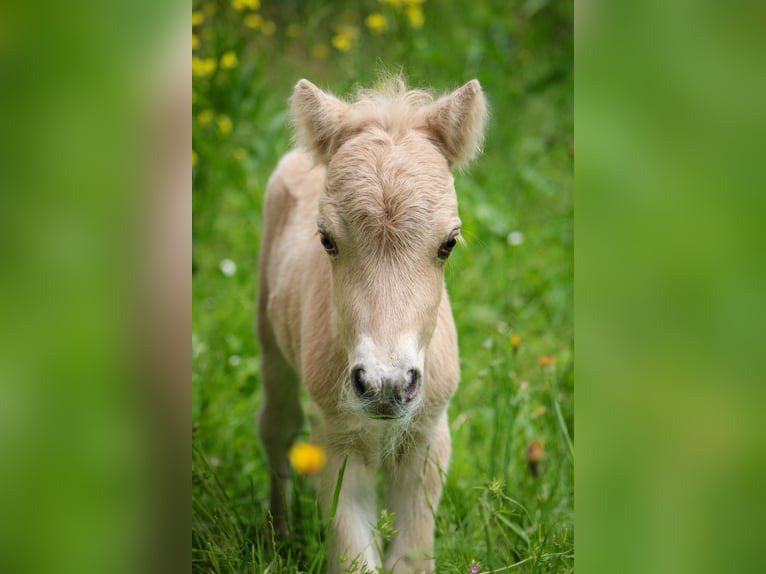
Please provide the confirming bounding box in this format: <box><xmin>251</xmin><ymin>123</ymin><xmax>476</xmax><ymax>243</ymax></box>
<box><xmin>193</xmin><ymin>0</ymin><xmax>572</xmax><ymax>572</ymax></box>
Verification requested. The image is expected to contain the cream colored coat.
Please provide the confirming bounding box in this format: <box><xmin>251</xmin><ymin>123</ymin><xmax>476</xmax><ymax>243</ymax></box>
<box><xmin>257</xmin><ymin>78</ymin><xmax>487</xmax><ymax>573</ymax></box>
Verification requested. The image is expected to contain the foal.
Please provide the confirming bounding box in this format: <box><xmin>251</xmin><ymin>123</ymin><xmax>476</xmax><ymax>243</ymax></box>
<box><xmin>257</xmin><ymin>78</ymin><xmax>487</xmax><ymax>573</ymax></box>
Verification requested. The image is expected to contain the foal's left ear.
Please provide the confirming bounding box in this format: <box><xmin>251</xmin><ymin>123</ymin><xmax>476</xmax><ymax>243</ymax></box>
<box><xmin>421</xmin><ymin>80</ymin><xmax>488</xmax><ymax>170</ymax></box>
<box><xmin>291</xmin><ymin>79</ymin><xmax>350</xmax><ymax>164</ymax></box>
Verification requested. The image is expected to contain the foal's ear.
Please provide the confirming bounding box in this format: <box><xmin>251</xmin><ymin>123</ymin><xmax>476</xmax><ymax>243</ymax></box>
<box><xmin>421</xmin><ymin>79</ymin><xmax>488</xmax><ymax>169</ymax></box>
<box><xmin>291</xmin><ymin>79</ymin><xmax>350</xmax><ymax>164</ymax></box>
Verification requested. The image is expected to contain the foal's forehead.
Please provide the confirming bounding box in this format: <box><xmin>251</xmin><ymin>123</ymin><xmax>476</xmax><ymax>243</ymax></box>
<box><xmin>322</xmin><ymin>133</ymin><xmax>458</xmax><ymax>247</ymax></box>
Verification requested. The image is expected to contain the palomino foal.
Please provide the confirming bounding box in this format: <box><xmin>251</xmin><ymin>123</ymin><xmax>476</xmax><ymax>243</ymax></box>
<box><xmin>257</xmin><ymin>78</ymin><xmax>487</xmax><ymax>573</ymax></box>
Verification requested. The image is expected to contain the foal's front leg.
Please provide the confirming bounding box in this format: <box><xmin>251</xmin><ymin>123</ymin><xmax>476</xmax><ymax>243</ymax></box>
<box><xmin>384</xmin><ymin>416</ymin><xmax>451</xmax><ymax>574</ymax></box>
<box><xmin>320</xmin><ymin>452</ymin><xmax>381</xmax><ymax>574</ymax></box>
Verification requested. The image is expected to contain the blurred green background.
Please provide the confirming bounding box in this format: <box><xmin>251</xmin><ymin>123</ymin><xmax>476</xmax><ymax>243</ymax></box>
<box><xmin>193</xmin><ymin>0</ymin><xmax>573</xmax><ymax>572</ymax></box>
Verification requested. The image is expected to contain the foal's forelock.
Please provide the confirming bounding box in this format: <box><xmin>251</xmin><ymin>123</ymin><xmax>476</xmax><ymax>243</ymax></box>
<box><xmin>322</xmin><ymin>137</ymin><xmax>458</xmax><ymax>256</ymax></box>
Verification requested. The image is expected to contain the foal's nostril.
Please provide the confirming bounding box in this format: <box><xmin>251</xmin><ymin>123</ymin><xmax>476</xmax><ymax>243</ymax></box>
<box><xmin>402</xmin><ymin>369</ymin><xmax>421</xmax><ymax>402</ymax></box>
<box><xmin>351</xmin><ymin>366</ymin><xmax>368</xmax><ymax>397</ymax></box>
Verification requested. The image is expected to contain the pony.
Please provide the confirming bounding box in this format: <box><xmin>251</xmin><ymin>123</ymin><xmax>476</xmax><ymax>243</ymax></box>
<box><xmin>257</xmin><ymin>77</ymin><xmax>487</xmax><ymax>573</ymax></box>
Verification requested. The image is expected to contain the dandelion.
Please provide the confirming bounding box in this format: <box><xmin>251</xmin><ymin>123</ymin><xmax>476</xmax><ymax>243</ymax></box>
<box><xmin>289</xmin><ymin>442</ymin><xmax>327</xmax><ymax>475</ymax></box>
<box><xmin>332</xmin><ymin>33</ymin><xmax>353</xmax><ymax>52</ymax></box>
<box><xmin>507</xmin><ymin>230</ymin><xmax>524</xmax><ymax>246</ymax></box>
<box><xmin>192</xmin><ymin>56</ymin><xmax>217</xmax><ymax>77</ymax></box>
<box><xmin>244</xmin><ymin>13</ymin><xmax>263</xmax><ymax>29</ymax></box>
<box><xmin>232</xmin><ymin>0</ymin><xmax>260</xmax><ymax>11</ymax></box>
<box><xmin>511</xmin><ymin>335</ymin><xmax>522</xmax><ymax>351</ymax></box>
<box><xmin>217</xmin><ymin>115</ymin><xmax>233</xmax><ymax>136</ymax></box>
<box><xmin>261</xmin><ymin>20</ymin><xmax>277</xmax><ymax>35</ymax></box>
<box><xmin>192</xmin><ymin>34</ymin><xmax>200</xmax><ymax>50</ymax></box>
<box><xmin>406</xmin><ymin>5</ymin><xmax>425</xmax><ymax>29</ymax></box>
<box><xmin>192</xmin><ymin>11</ymin><xmax>204</xmax><ymax>26</ymax></box>
<box><xmin>233</xmin><ymin>147</ymin><xmax>247</xmax><ymax>161</ymax></box>
<box><xmin>197</xmin><ymin>109</ymin><xmax>214</xmax><ymax>127</ymax></box>
<box><xmin>365</xmin><ymin>13</ymin><xmax>388</xmax><ymax>34</ymax></box>
<box><xmin>311</xmin><ymin>43</ymin><xmax>329</xmax><ymax>59</ymax></box>
<box><xmin>538</xmin><ymin>355</ymin><xmax>555</xmax><ymax>367</ymax></box>
<box><xmin>220</xmin><ymin>50</ymin><xmax>238</xmax><ymax>69</ymax></box>
<box><xmin>332</xmin><ymin>25</ymin><xmax>359</xmax><ymax>52</ymax></box>
<box><xmin>220</xmin><ymin>258</ymin><xmax>237</xmax><ymax>276</ymax></box>
<box><xmin>192</xmin><ymin>149</ymin><xmax>199</xmax><ymax>166</ymax></box>
<box><xmin>526</xmin><ymin>441</ymin><xmax>544</xmax><ymax>477</ymax></box>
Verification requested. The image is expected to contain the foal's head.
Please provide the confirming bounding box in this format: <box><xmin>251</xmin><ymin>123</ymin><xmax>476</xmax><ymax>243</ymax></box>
<box><xmin>292</xmin><ymin>78</ymin><xmax>487</xmax><ymax>420</ymax></box>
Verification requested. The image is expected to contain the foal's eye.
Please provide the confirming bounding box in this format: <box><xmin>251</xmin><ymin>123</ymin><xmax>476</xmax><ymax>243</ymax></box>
<box><xmin>319</xmin><ymin>231</ymin><xmax>338</xmax><ymax>256</ymax></box>
<box><xmin>438</xmin><ymin>236</ymin><xmax>458</xmax><ymax>260</ymax></box>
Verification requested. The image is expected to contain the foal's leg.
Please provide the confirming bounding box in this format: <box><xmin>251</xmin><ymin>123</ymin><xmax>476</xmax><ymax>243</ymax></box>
<box><xmin>319</xmin><ymin>451</ymin><xmax>381</xmax><ymax>574</ymax></box>
<box><xmin>257</xmin><ymin>344</ymin><xmax>303</xmax><ymax>539</ymax></box>
<box><xmin>383</xmin><ymin>415</ymin><xmax>451</xmax><ymax>574</ymax></box>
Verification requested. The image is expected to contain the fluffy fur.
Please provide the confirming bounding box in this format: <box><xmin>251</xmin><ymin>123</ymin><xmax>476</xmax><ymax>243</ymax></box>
<box><xmin>257</xmin><ymin>78</ymin><xmax>487</xmax><ymax>573</ymax></box>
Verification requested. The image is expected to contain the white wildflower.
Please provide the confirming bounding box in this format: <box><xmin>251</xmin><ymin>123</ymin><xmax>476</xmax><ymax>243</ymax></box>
<box><xmin>220</xmin><ymin>258</ymin><xmax>237</xmax><ymax>276</ymax></box>
<box><xmin>507</xmin><ymin>231</ymin><xmax>524</xmax><ymax>246</ymax></box>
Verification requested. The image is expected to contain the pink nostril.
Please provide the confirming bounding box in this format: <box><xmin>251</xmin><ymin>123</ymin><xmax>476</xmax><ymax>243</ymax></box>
<box><xmin>402</xmin><ymin>369</ymin><xmax>421</xmax><ymax>402</ymax></box>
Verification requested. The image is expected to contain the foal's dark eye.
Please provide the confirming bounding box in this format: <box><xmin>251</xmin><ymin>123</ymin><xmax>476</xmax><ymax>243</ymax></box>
<box><xmin>438</xmin><ymin>236</ymin><xmax>458</xmax><ymax>260</ymax></box>
<box><xmin>319</xmin><ymin>231</ymin><xmax>338</xmax><ymax>256</ymax></box>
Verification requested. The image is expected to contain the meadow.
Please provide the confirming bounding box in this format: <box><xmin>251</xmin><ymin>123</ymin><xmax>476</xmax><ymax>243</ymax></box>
<box><xmin>192</xmin><ymin>0</ymin><xmax>573</xmax><ymax>571</ymax></box>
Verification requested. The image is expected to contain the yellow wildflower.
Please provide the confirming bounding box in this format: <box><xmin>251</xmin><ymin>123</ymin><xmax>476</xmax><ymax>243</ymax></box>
<box><xmin>407</xmin><ymin>5</ymin><xmax>425</xmax><ymax>29</ymax></box>
<box><xmin>289</xmin><ymin>442</ymin><xmax>327</xmax><ymax>475</ymax></box>
<box><xmin>191</xmin><ymin>11</ymin><xmax>204</xmax><ymax>26</ymax></box>
<box><xmin>232</xmin><ymin>0</ymin><xmax>260</xmax><ymax>12</ymax></box>
<box><xmin>511</xmin><ymin>335</ymin><xmax>522</xmax><ymax>350</ymax></box>
<box><xmin>244</xmin><ymin>13</ymin><xmax>262</xmax><ymax>29</ymax></box>
<box><xmin>365</xmin><ymin>13</ymin><xmax>388</xmax><ymax>34</ymax></box>
<box><xmin>404</xmin><ymin>0</ymin><xmax>426</xmax><ymax>4</ymax></box>
<box><xmin>220</xmin><ymin>51</ymin><xmax>238</xmax><ymax>69</ymax></box>
<box><xmin>217</xmin><ymin>115</ymin><xmax>233</xmax><ymax>136</ymax></box>
<box><xmin>192</xmin><ymin>34</ymin><xmax>200</xmax><ymax>50</ymax></box>
<box><xmin>198</xmin><ymin>109</ymin><xmax>214</xmax><ymax>127</ymax></box>
<box><xmin>311</xmin><ymin>43</ymin><xmax>329</xmax><ymax>59</ymax></box>
<box><xmin>332</xmin><ymin>33</ymin><xmax>353</xmax><ymax>52</ymax></box>
<box><xmin>192</xmin><ymin>150</ymin><xmax>198</xmax><ymax>166</ymax></box>
<box><xmin>261</xmin><ymin>20</ymin><xmax>276</xmax><ymax>35</ymax></box>
<box><xmin>233</xmin><ymin>147</ymin><xmax>247</xmax><ymax>161</ymax></box>
<box><xmin>192</xmin><ymin>57</ymin><xmax>217</xmax><ymax>77</ymax></box>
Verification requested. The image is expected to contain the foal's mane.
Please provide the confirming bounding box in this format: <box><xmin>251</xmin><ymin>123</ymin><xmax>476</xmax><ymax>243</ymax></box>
<box><xmin>343</xmin><ymin>76</ymin><xmax>436</xmax><ymax>135</ymax></box>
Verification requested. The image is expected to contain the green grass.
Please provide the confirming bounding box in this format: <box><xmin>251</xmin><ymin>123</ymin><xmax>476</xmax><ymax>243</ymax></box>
<box><xmin>193</xmin><ymin>0</ymin><xmax>572</xmax><ymax>572</ymax></box>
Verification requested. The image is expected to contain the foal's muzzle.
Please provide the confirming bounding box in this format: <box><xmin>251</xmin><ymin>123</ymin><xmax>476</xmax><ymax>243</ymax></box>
<box><xmin>350</xmin><ymin>365</ymin><xmax>422</xmax><ymax>419</ymax></box>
